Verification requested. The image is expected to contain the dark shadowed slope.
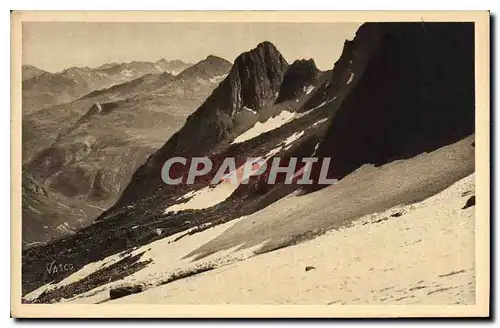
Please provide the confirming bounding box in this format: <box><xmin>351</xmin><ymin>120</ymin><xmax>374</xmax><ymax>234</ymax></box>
<box><xmin>308</xmin><ymin>23</ymin><xmax>475</xmax><ymax>188</ymax></box>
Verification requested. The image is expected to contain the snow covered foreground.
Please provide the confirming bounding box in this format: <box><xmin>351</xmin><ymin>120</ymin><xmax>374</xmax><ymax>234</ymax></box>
<box><xmin>25</xmin><ymin>173</ymin><xmax>475</xmax><ymax>304</ymax></box>
<box><xmin>112</xmin><ymin>174</ymin><xmax>476</xmax><ymax>304</ymax></box>
<box><xmin>23</xmin><ymin>217</ymin><xmax>264</xmax><ymax>304</ymax></box>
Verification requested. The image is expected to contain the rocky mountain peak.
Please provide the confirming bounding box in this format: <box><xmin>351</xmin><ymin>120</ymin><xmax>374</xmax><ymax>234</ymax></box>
<box><xmin>276</xmin><ymin>58</ymin><xmax>319</xmax><ymax>103</ymax></box>
<box><xmin>216</xmin><ymin>40</ymin><xmax>289</xmax><ymax>116</ymax></box>
<box><xmin>112</xmin><ymin>42</ymin><xmax>289</xmax><ymax>206</ymax></box>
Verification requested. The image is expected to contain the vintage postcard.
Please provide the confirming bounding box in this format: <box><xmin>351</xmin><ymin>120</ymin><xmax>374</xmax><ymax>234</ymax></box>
<box><xmin>11</xmin><ymin>11</ymin><xmax>490</xmax><ymax>318</ymax></box>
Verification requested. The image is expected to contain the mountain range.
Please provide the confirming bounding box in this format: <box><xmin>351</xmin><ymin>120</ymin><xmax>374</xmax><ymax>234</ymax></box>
<box><xmin>22</xmin><ymin>59</ymin><xmax>193</xmax><ymax>115</ymax></box>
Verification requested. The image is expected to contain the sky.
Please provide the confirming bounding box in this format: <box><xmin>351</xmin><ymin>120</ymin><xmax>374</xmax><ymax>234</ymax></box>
<box><xmin>22</xmin><ymin>22</ymin><xmax>361</xmax><ymax>73</ymax></box>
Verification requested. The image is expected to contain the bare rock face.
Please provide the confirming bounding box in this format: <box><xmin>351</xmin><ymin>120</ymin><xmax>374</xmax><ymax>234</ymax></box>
<box><xmin>276</xmin><ymin>59</ymin><xmax>319</xmax><ymax>103</ymax></box>
<box><xmin>218</xmin><ymin>41</ymin><xmax>289</xmax><ymax>115</ymax></box>
<box><xmin>115</xmin><ymin>41</ymin><xmax>289</xmax><ymax>206</ymax></box>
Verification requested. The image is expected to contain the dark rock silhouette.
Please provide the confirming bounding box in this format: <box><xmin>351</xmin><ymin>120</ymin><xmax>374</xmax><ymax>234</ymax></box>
<box><xmin>462</xmin><ymin>195</ymin><xmax>476</xmax><ymax>209</ymax></box>
<box><xmin>109</xmin><ymin>283</ymin><xmax>143</xmax><ymax>300</ymax></box>
<box><xmin>308</xmin><ymin>22</ymin><xmax>475</xmax><ymax>189</ymax></box>
<box><xmin>303</xmin><ymin>24</ymin><xmax>381</xmax><ymax>111</ymax></box>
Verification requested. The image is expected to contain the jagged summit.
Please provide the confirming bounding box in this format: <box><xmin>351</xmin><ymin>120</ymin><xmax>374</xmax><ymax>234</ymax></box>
<box><xmin>215</xmin><ymin>40</ymin><xmax>288</xmax><ymax>116</ymax></box>
<box><xmin>255</xmin><ymin>40</ymin><xmax>277</xmax><ymax>49</ymax></box>
<box><xmin>276</xmin><ymin>58</ymin><xmax>319</xmax><ymax>103</ymax></box>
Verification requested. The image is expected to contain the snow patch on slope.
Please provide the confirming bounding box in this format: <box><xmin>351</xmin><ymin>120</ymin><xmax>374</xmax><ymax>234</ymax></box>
<box><xmin>346</xmin><ymin>72</ymin><xmax>354</xmax><ymax>84</ymax></box>
<box><xmin>210</xmin><ymin>74</ymin><xmax>228</xmax><ymax>83</ymax></box>
<box><xmin>283</xmin><ymin>131</ymin><xmax>305</xmax><ymax>150</ymax></box>
<box><xmin>232</xmin><ymin>110</ymin><xmax>295</xmax><ymax>144</ymax></box>
<box><xmin>242</xmin><ymin>106</ymin><xmax>257</xmax><ymax>115</ymax></box>
<box><xmin>164</xmin><ymin>182</ymin><xmax>237</xmax><ymax>213</ymax></box>
<box><xmin>304</xmin><ymin>85</ymin><xmax>315</xmax><ymax>95</ymax></box>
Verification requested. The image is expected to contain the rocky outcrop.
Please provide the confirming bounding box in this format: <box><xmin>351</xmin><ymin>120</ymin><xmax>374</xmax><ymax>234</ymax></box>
<box><xmin>276</xmin><ymin>59</ymin><xmax>319</xmax><ymax>103</ymax></box>
<box><xmin>109</xmin><ymin>283</ymin><xmax>144</xmax><ymax>300</ymax></box>
<box><xmin>216</xmin><ymin>41</ymin><xmax>288</xmax><ymax>115</ymax></box>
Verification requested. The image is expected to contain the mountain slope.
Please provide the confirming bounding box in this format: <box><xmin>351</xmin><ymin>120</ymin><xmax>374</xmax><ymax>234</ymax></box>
<box><xmin>22</xmin><ymin>172</ymin><xmax>102</xmax><ymax>245</ymax></box>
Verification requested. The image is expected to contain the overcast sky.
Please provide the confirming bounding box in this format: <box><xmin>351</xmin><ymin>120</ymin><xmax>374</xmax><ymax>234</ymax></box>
<box><xmin>23</xmin><ymin>22</ymin><xmax>361</xmax><ymax>72</ymax></box>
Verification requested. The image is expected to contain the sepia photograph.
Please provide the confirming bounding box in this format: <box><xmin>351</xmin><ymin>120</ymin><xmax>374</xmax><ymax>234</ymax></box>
<box><xmin>10</xmin><ymin>11</ymin><xmax>490</xmax><ymax>318</ymax></box>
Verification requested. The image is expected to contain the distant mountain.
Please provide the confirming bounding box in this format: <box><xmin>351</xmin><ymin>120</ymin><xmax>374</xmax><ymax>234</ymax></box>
<box><xmin>22</xmin><ymin>65</ymin><xmax>48</xmax><ymax>81</ymax></box>
<box><xmin>154</xmin><ymin>59</ymin><xmax>192</xmax><ymax>75</ymax></box>
<box><xmin>175</xmin><ymin>55</ymin><xmax>231</xmax><ymax>80</ymax></box>
<box><xmin>22</xmin><ymin>59</ymin><xmax>195</xmax><ymax>115</ymax></box>
<box><xmin>22</xmin><ymin>55</ymin><xmax>233</xmax><ymax>242</ymax></box>
<box><xmin>22</xmin><ymin>66</ymin><xmax>114</xmax><ymax>115</ymax></box>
